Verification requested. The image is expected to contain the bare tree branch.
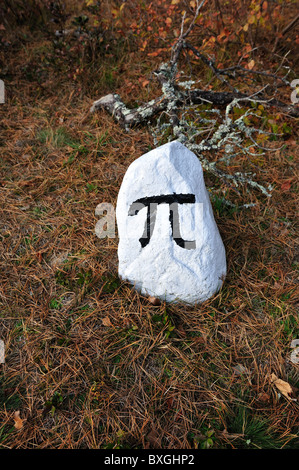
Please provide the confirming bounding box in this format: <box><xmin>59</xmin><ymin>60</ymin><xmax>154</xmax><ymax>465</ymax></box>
<box><xmin>89</xmin><ymin>5</ymin><xmax>298</xmax><ymax>205</ymax></box>
<box><xmin>170</xmin><ymin>0</ymin><xmax>206</xmax><ymax>67</ymax></box>
<box><xmin>90</xmin><ymin>86</ymin><xmax>299</xmax><ymax>126</ymax></box>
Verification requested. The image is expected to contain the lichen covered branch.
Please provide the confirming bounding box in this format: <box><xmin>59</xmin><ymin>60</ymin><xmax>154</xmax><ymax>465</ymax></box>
<box><xmin>90</xmin><ymin>4</ymin><xmax>298</xmax><ymax>205</ymax></box>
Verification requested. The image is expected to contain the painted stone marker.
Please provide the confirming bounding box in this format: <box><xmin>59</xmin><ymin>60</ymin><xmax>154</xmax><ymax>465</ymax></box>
<box><xmin>116</xmin><ymin>140</ymin><xmax>226</xmax><ymax>304</ymax></box>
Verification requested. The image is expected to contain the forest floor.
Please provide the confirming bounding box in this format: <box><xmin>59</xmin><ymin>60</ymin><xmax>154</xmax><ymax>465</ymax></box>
<box><xmin>0</xmin><ymin>0</ymin><xmax>298</xmax><ymax>449</ymax></box>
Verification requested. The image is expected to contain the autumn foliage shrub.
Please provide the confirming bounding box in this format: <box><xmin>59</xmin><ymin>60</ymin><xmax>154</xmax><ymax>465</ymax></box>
<box><xmin>84</xmin><ymin>0</ymin><xmax>299</xmax><ymax>61</ymax></box>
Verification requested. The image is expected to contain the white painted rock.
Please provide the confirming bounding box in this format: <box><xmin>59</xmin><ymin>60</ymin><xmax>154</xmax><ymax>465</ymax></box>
<box><xmin>116</xmin><ymin>140</ymin><xmax>226</xmax><ymax>304</ymax></box>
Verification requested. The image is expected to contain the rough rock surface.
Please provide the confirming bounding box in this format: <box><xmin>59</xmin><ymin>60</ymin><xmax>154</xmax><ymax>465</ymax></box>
<box><xmin>116</xmin><ymin>140</ymin><xmax>226</xmax><ymax>304</ymax></box>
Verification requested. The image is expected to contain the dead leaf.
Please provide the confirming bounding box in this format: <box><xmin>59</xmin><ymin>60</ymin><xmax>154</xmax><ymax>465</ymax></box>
<box><xmin>271</xmin><ymin>373</ymin><xmax>296</xmax><ymax>401</ymax></box>
<box><xmin>257</xmin><ymin>392</ymin><xmax>271</xmax><ymax>403</ymax></box>
<box><xmin>166</xmin><ymin>396</ymin><xmax>174</xmax><ymax>409</ymax></box>
<box><xmin>101</xmin><ymin>316</ymin><xmax>113</xmax><ymax>327</ymax></box>
<box><xmin>233</xmin><ymin>364</ymin><xmax>250</xmax><ymax>376</ymax></box>
<box><xmin>14</xmin><ymin>411</ymin><xmax>24</xmax><ymax>430</ymax></box>
<box><xmin>50</xmin><ymin>252</ymin><xmax>69</xmax><ymax>268</ymax></box>
<box><xmin>248</xmin><ymin>59</ymin><xmax>255</xmax><ymax>70</ymax></box>
<box><xmin>281</xmin><ymin>180</ymin><xmax>291</xmax><ymax>191</ymax></box>
<box><xmin>148</xmin><ymin>296</ymin><xmax>161</xmax><ymax>306</ymax></box>
<box><xmin>147</xmin><ymin>51</ymin><xmax>160</xmax><ymax>57</ymax></box>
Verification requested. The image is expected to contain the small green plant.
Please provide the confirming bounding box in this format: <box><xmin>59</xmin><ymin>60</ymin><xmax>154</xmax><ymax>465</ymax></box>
<box><xmin>0</xmin><ymin>376</ymin><xmax>22</xmax><ymax>410</ymax></box>
<box><xmin>24</xmin><ymin>235</ymin><xmax>37</xmax><ymax>247</ymax></box>
<box><xmin>210</xmin><ymin>194</ymin><xmax>236</xmax><ymax>217</ymax></box>
<box><xmin>101</xmin><ymin>274</ymin><xmax>121</xmax><ymax>293</ymax></box>
<box><xmin>55</xmin><ymin>268</ymin><xmax>72</xmax><ymax>288</ymax></box>
<box><xmin>36</xmin><ymin>127</ymin><xmax>78</xmax><ymax>148</ymax></box>
<box><xmin>225</xmin><ymin>406</ymin><xmax>287</xmax><ymax>449</ymax></box>
<box><xmin>152</xmin><ymin>309</ymin><xmax>176</xmax><ymax>339</ymax></box>
<box><xmin>56</xmin><ymin>319</ymin><xmax>72</xmax><ymax>346</ymax></box>
<box><xmin>188</xmin><ymin>427</ymin><xmax>216</xmax><ymax>449</ymax></box>
<box><xmin>33</xmin><ymin>206</ymin><xmax>47</xmax><ymax>217</ymax></box>
<box><xmin>49</xmin><ymin>298</ymin><xmax>62</xmax><ymax>310</ymax></box>
<box><xmin>200</xmin><ymin>429</ymin><xmax>215</xmax><ymax>449</ymax></box>
<box><xmin>86</xmin><ymin>182</ymin><xmax>97</xmax><ymax>192</ymax></box>
<box><xmin>44</xmin><ymin>391</ymin><xmax>63</xmax><ymax>416</ymax></box>
<box><xmin>63</xmin><ymin>154</ymin><xmax>75</xmax><ymax>166</ymax></box>
<box><xmin>76</xmin><ymin>269</ymin><xmax>93</xmax><ymax>287</ymax></box>
<box><xmin>0</xmin><ymin>424</ymin><xmax>15</xmax><ymax>445</ymax></box>
<box><xmin>280</xmin><ymin>314</ymin><xmax>298</xmax><ymax>338</ymax></box>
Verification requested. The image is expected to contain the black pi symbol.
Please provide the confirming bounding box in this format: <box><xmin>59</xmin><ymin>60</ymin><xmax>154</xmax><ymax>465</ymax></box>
<box><xmin>128</xmin><ymin>193</ymin><xmax>196</xmax><ymax>250</ymax></box>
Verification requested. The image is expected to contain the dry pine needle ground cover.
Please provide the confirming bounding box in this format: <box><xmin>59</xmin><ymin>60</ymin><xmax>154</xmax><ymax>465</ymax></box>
<box><xmin>0</xmin><ymin>1</ymin><xmax>298</xmax><ymax>449</ymax></box>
